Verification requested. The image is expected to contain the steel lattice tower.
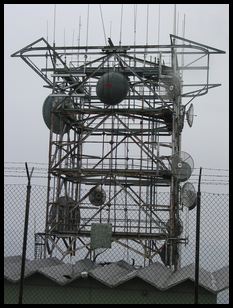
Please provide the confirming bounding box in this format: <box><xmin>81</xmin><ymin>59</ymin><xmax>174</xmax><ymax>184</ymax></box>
<box><xmin>12</xmin><ymin>34</ymin><xmax>224</xmax><ymax>270</ymax></box>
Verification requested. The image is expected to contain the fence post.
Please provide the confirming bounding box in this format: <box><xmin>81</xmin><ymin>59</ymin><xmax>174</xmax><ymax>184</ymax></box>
<box><xmin>194</xmin><ymin>167</ymin><xmax>202</xmax><ymax>304</ymax></box>
<box><xmin>18</xmin><ymin>162</ymin><xmax>34</xmax><ymax>304</ymax></box>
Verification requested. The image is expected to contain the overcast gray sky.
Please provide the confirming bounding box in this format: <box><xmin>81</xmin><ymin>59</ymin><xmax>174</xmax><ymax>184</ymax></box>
<box><xmin>4</xmin><ymin>7</ymin><xmax>229</xmax><ymax>302</ymax></box>
<box><xmin>4</xmin><ymin>4</ymin><xmax>229</xmax><ymax>192</ymax></box>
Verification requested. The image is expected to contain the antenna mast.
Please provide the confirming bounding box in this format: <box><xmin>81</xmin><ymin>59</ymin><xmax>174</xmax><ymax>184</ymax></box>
<box><xmin>11</xmin><ymin>4</ymin><xmax>225</xmax><ymax>270</ymax></box>
<box><xmin>53</xmin><ymin>4</ymin><xmax>56</xmax><ymax>46</ymax></box>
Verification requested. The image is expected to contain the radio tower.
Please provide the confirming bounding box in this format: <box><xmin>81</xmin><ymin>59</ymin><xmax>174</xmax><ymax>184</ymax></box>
<box><xmin>12</xmin><ymin>8</ymin><xmax>225</xmax><ymax>270</ymax></box>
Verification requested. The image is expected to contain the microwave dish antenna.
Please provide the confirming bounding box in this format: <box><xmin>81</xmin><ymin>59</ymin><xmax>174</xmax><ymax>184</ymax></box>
<box><xmin>181</xmin><ymin>182</ymin><xmax>197</xmax><ymax>210</ymax></box>
<box><xmin>186</xmin><ymin>103</ymin><xmax>194</xmax><ymax>127</ymax></box>
<box><xmin>171</xmin><ymin>151</ymin><xmax>194</xmax><ymax>181</ymax></box>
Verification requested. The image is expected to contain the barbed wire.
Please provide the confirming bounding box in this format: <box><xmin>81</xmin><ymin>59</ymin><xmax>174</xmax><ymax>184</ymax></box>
<box><xmin>193</xmin><ymin>167</ymin><xmax>229</xmax><ymax>171</ymax></box>
<box><xmin>4</xmin><ymin>174</ymin><xmax>48</xmax><ymax>179</ymax></box>
<box><xmin>4</xmin><ymin>161</ymin><xmax>229</xmax><ymax>186</ymax></box>
<box><xmin>4</xmin><ymin>162</ymin><xmax>229</xmax><ymax>171</ymax></box>
<box><xmin>191</xmin><ymin>174</ymin><xmax>228</xmax><ymax>178</ymax></box>
<box><xmin>4</xmin><ymin>176</ymin><xmax>228</xmax><ymax>185</ymax></box>
<box><xmin>4</xmin><ymin>162</ymin><xmax>229</xmax><ymax>186</ymax></box>
<box><xmin>4</xmin><ymin>168</ymin><xmax>229</xmax><ymax>176</ymax></box>
<box><xmin>4</xmin><ymin>162</ymin><xmax>48</xmax><ymax>165</ymax></box>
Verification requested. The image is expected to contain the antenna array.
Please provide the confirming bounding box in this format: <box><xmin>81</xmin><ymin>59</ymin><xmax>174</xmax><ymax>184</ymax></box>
<box><xmin>11</xmin><ymin>5</ymin><xmax>225</xmax><ymax>269</ymax></box>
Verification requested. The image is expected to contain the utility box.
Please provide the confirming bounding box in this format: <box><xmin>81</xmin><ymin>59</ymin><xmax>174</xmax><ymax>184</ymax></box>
<box><xmin>90</xmin><ymin>223</ymin><xmax>112</xmax><ymax>249</ymax></box>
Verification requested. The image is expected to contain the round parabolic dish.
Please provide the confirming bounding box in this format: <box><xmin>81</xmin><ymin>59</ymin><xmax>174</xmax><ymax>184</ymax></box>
<box><xmin>186</xmin><ymin>103</ymin><xmax>194</xmax><ymax>127</ymax></box>
<box><xmin>42</xmin><ymin>95</ymin><xmax>74</xmax><ymax>134</ymax></box>
<box><xmin>89</xmin><ymin>186</ymin><xmax>106</xmax><ymax>206</ymax></box>
<box><xmin>173</xmin><ymin>161</ymin><xmax>192</xmax><ymax>181</ymax></box>
<box><xmin>163</xmin><ymin>74</ymin><xmax>181</xmax><ymax>99</ymax></box>
<box><xmin>49</xmin><ymin>196</ymin><xmax>80</xmax><ymax>232</ymax></box>
<box><xmin>96</xmin><ymin>71</ymin><xmax>129</xmax><ymax>105</ymax></box>
<box><xmin>181</xmin><ymin>182</ymin><xmax>197</xmax><ymax>210</ymax></box>
<box><xmin>171</xmin><ymin>151</ymin><xmax>194</xmax><ymax>182</ymax></box>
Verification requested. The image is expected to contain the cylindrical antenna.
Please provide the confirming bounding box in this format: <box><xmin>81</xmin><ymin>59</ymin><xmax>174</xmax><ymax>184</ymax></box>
<box><xmin>86</xmin><ymin>4</ymin><xmax>90</xmax><ymax>47</ymax></box>
<box><xmin>177</xmin><ymin>12</ymin><xmax>179</xmax><ymax>37</ymax></box>
<box><xmin>53</xmin><ymin>4</ymin><xmax>57</xmax><ymax>45</ymax></box>
<box><xmin>173</xmin><ymin>4</ymin><xmax>177</xmax><ymax>40</ymax></box>
<box><xmin>45</xmin><ymin>20</ymin><xmax>49</xmax><ymax>78</ymax></box>
<box><xmin>181</xmin><ymin>14</ymin><xmax>186</xmax><ymax>79</ymax></box>
<box><xmin>109</xmin><ymin>20</ymin><xmax>112</xmax><ymax>38</ymax></box>
<box><xmin>46</xmin><ymin>20</ymin><xmax>49</xmax><ymax>42</ymax></box>
<box><xmin>146</xmin><ymin>4</ymin><xmax>149</xmax><ymax>45</ymax></box>
<box><xmin>133</xmin><ymin>4</ymin><xmax>137</xmax><ymax>46</ymax></box>
<box><xmin>71</xmin><ymin>29</ymin><xmax>75</xmax><ymax>63</ymax></box>
<box><xmin>182</xmin><ymin>14</ymin><xmax>186</xmax><ymax>38</ymax></box>
<box><xmin>78</xmin><ymin>16</ymin><xmax>82</xmax><ymax>44</ymax></box>
<box><xmin>157</xmin><ymin>4</ymin><xmax>160</xmax><ymax>46</ymax></box>
<box><xmin>99</xmin><ymin>4</ymin><xmax>107</xmax><ymax>45</ymax></box>
<box><xmin>85</xmin><ymin>4</ymin><xmax>90</xmax><ymax>70</ymax></box>
<box><xmin>72</xmin><ymin>29</ymin><xmax>75</xmax><ymax>47</ymax></box>
<box><xmin>77</xmin><ymin>16</ymin><xmax>81</xmax><ymax>65</ymax></box>
<box><xmin>119</xmin><ymin>4</ymin><xmax>124</xmax><ymax>46</ymax></box>
<box><xmin>64</xmin><ymin>28</ymin><xmax>66</xmax><ymax>64</ymax></box>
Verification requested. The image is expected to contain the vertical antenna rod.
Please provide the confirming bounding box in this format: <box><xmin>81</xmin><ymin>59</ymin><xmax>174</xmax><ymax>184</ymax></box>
<box><xmin>173</xmin><ymin>4</ymin><xmax>177</xmax><ymax>36</ymax></box>
<box><xmin>53</xmin><ymin>4</ymin><xmax>57</xmax><ymax>46</ymax></box>
<box><xmin>45</xmin><ymin>20</ymin><xmax>49</xmax><ymax>77</ymax></box>
<box><xmin>99</xmin><ymin>4</ymin><xmax>107</xmax><ymax>45</ymax></box>
<box><xmin>157</xmin><ymin>4</ymin><xmax>160</xmax><ymax>46</ymax></box>
<box><xmin>177</xmin><ymin>12</ymin><xmax>179</xmax><ymax>36</ymax></box>
<box><xmin>86</xmin><ymin>4</ymin><xmax>90</xmax><ymax>47</ymax></box>
<box><xmin>77</xmin><ymin>16</ymin><xmax>81</xmax><ymax>65</ymax></box>
<box><xmin>119</xmin><ymin>4</ymin><xmax>124</xmax><ymax>46</ymax></box>
<box><xmin>181</xmin><ymin>14</ymin><xmax>186</xmax><ymax>80</ymax></box>
<box><xmin>182</xmin><ymin>14</ymin><xmax>186</xmax><ymax>40</ymax></box>
<box><xmin>71</xmin><ymin>29</ymin><xmax>75</xmax><ymax>63</ymax></box>
<box><xmin>52</xmin><ymin>4</ymin><xmax>57</xmax><ymax>92</ymax></box>
<box><xmin>133</xmin><ymin>4</ymin><xmax>137</xmax><ymax>46</ymax></box>
<box><xmin>84</xmin><ymin>4</ymin><xmax>90</xmax><ymax>70</ymax></box>
<box><xmin>109</xmin><ymin>20</ymin><xmax>112</xmax><ymax>38</ymax></box>
<box><xmin>78</xmin><ymin>16</ymin><xmax>82</xmax><ymax>45</ymax></box>
<box><xmin>46</xmin><ymin>20</ymin><xmax>49</xmax><ymax>42</ymax></box>
<box><xmin>64</xmin><ymin>28</ymin><xmax>66</xmax><ymax>64</ymax></box>
<box><xmin>146</xmin><ymin>4</ymin><xmax>149</xmax><ymax>45</ymax></box>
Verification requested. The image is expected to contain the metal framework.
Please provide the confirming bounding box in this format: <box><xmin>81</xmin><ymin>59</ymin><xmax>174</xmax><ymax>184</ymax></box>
<box><xmin>12</xmin><ymin>34</ymin><xmax>224</xmax><ymax>270</ymax></box>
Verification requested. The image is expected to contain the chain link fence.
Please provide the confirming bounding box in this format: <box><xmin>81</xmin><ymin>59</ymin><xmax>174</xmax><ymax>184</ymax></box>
<box><xmin>4</xmin><ymin>182</ymin><xmax>229</xmax><ymax>304</ymax></box>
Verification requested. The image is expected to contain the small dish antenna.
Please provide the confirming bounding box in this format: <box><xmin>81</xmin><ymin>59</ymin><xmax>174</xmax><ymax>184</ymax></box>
<box><xmin>171</xmin><ymin>151</ymin><xmax>194</xmax><ymax>181</ymax></box>
<box><xmin>186</xmin><ymin>103</ymin><xmax>194</xmax><ymax>127</ymax></box>
<box><xmin>163</xmin><ymin>74</ymin><xmax>181</xmax><ymax>99</ymax></box>
<box><xmin>89</xmin><ymin>186</ymin><xmax>106</xmax><ymax>206</ymax></box>
<box><xmin>42</xmin><ymin>95</ymin><xmax>74</xmax><ymax>134</ymax></box>
<box><xmin>181</xmin><ymin>182</ymin><xmax>197</xmax><ymax>210</ymax></box>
